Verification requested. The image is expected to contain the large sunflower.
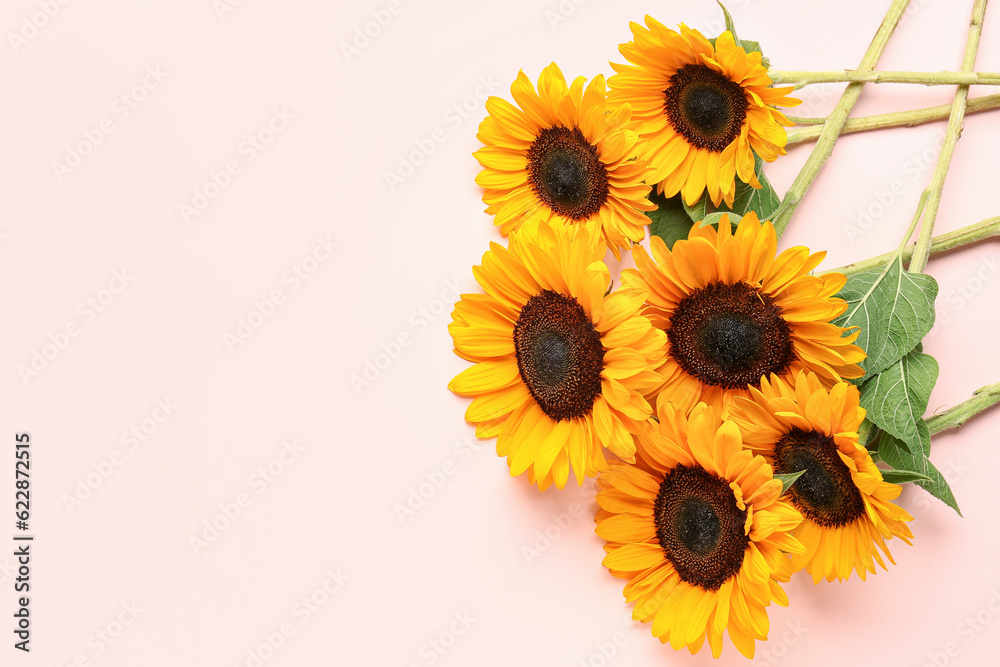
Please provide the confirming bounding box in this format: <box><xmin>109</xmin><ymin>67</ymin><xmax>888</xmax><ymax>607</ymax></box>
<box><xmin>608</xmin><ymin>19</ymin><xmax>799</xmax><ymax>207</ymax></box>
<box><xmin>623</xmin><ymin>212</ymin><xmax>865</xmax><ymax>417</ymax></box>
<box><xmin>474</xmin><ymin>63</ymin><xmax>656</xmax><ymax>259</ymax></box>
<box><xmin>448</xmin><ymin>220</ymin><xmax>666</xmax><ymax>490</ymax></box>
<box><xmin>729</xmin><ymin>371</ymin><xmax>914</xmax><ymax>583</ymax></box>
<box><xmin>596</xmin><ymin>401</ymin><xmax>804</xmax><ymax>658</ymax></box>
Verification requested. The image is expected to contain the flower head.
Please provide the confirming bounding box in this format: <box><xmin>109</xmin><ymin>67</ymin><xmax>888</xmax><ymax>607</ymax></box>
<box><xmin>597</xmin><ymin>401</ymin><xmax>804</xmax><ymax>658</ymax></box>
<box><xmin>729</xmin><ymin>371</ymin><xmax>914</xmax><ymax>582</ymax></box>
<box><xmin>624</xmin><ymin>212</ymin><xmax>865</xmax><ymax>417</ymax></box>
<box><xmin>475</xmin><ymin>63</ymin><xmax>656</xmax><ymax>258</ymax></box>
<box><xmin>448</xmin><ymin>220</ymin><xmax>666</xmax><ymax>489</ymax></box>
<box><xmin>608</xmin><ymin>19</ymin><xmax>799</xmax><ymax>207</ymax></box>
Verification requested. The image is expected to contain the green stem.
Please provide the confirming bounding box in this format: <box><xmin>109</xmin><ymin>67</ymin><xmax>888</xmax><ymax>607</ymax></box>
<box><xmin>786</xmin><ymin>93</ymin><xmax>1000</xmax><ymax>144</ymax></box>
<box><xmin>771</xmin><ymin>0</ymin><xmax>911</xmax><ymax>238</ymax></box>
<box><xmin>908</xmin><ymin>0</ymin><xmax>987</xmax><ymax>274</ymax></box>
<box><xmin>928</xmin><ymin>382</ymin><xmax>1000</xmax><ymax>435</ymax></box>
<box><xmin>769</xmin><ymin>69</ymin><xmax>1000</xmax><ymax>86</ymax></box>
<box><xmin>826</xmin><ymin>215</ymin><xmax>1000</xmax><ymax>276</ymax></box>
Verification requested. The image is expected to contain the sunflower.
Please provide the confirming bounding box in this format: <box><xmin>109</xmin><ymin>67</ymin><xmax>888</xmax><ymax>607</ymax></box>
<box><xmin>608</xmin><ymin>19</ymin><xmax>799</xmax><ymax>207</ymax></box>
<box><xmin>596</xmin><ymin>401</ymin><xmax>804</xmax><ymax>658</ymax></box>
<box><xmin>448</xmin><ymin>220</ymin><xmax>666</xmax><ymax>490</ymax></box>
<box><xmin>622</xmin><ymin>211</ymin><xmax>865</xmax><ymax>418</ymax></box>
<box><xmin>729</xmin><ymin>371</ymin><xmax>914</xmax><ymax>583</ymax></box>
<box><xmin>474</xmin><ymin>62</ymin><xmax>656</xmax><ymax>259</ymax></box>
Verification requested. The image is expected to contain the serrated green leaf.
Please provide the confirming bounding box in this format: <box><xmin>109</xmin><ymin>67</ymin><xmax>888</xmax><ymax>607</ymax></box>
<box><xmin>774</xmin><ymin>470</ymin><xmax>806</xmax><ymax>495</ymax></box>
<box><xmin>739</xmin><ymin>39</ymin><xmax>763</xmax><ymax>55</ymax></box>
<box><xmin>683</xmin><ymin>193</ymin><xmax>709</xmax><ymax>223</ymax></box>
<box><xmin>860</xmin><ymin>351</ymin><xmax>939</xmax><ymax>453</ymax></box>
<box><xmin>879</xmin><ymin>421</ymin><xmax>961</xmax><ymax>515</ymax></box>
<box><xmin>879</xmin><ymin>469</ymin><xmax>934</xmax><ymax>485</ymax></box>
<box><xmin>713</xmin><ymin>154</ymin><xmax>781</xmax><ymax>221</ymax></box>
<box><xmin>645</xmin><ymin>190</ymin><xmax>694</xmax><ymax>250</ymax></box>
<box><xmin>834</xmin><ymin>259</ymin><xmax>938</xmax><ymax>380</ymax></box>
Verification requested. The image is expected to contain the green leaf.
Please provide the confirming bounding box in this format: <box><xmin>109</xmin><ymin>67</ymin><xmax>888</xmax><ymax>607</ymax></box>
<box><xmin>646</xmin><ymin>190</ymin><xmax>694</xmax><ymax>250</ymax></box>
<box><xmin>834</xmin><ymin>258</ymin><xmax>938</xmax><ymax>379</ymax></box>
<box><xmin>878</xmin><ymin>469</ymin><xmax>933</xmax><ymax>485</ymax></box>
<box><xmin>699</xmin><ymin>212</ymin><xmax>739</xmax><ymax>231</ymax></box>
<box><xmin>860</xmin><ymin>350</ymin><xmax>939</xmax><ymax>453</ymax></box>
<box><xmin>717</xmin><ymin>2</ymin><xmax>739</xmax><ymax>42</ymax></box>
<box><xmin>774</xmin><ymin>470</ymin><xmax>806</xmax><ymax>495</ymax></box>
<box><xmin>713</xmin><ymin>154</ymin><xmax>781</xmax><ymax>221</ymax></box>
<box><xmin>713</xmin><ymin>3</ymin><xmax>768</xmax><ymax>66</ymax></box>
<box><xmin>879</xmin><ymin>421</ymin><xmax>962</xmax><ymax>515</ymax></box>
<box><xmin>683</xmin><ymin>193</ymin><xmax>709</xmax><ymax>223</ymax></box>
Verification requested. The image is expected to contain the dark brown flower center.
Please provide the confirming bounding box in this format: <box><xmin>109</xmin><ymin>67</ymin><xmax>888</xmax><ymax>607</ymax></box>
<box><xmin>667</xmin><ymin>281</ymin><xmax>794</xmax><ymax>390</ymax></box>
<box><xmin>665</xmin><ymin>64</ymin><xmax>748</xmax><ymax>152</ymax></box>
<box><xmin>526</xmin><ymin>126</ymin><xmax>609</xmax><ymax>220</ymax></box>
<box><xmin>774</xmin><ymin>429</ymin><xmax>866</xmax><ymax>527</ymax></box>
<box><xmin>654</xmin><ymin>465</ymin><xmax>748</xmax><ymax>590</ymax></box>
<box><xmin>513</xmin><ymin>290</ymin><xmax>605</xmax><ymax>421</ymax></box>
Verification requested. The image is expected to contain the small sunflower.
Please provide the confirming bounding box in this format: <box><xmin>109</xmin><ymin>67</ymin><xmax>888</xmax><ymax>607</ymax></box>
<box><xmin>474</xmin><ymin>62</ymin><xmax>656</xmax><ymax>259</ymax></box>
<box><xmin>608</xmin><ymin>19</ymin><xmax>799</xmax><ymax>207</ymax></box>
<box><xmin>729</xmin><ymin>371</ymin><xmax>914</xmax><ymax>583</ymax></box>
<box><xmin>596</xmin><ymin>401</ymin><xmax>804</xmax><ymax>658</ymax></box>
<box><xmin>623</xmin><ymin>212</ymin><xmax>865</xmax><ymax>418</ymax></box>
<box><xmin>448</xmin><ymin>220</ymin><xmax>666</xmax><ymax>490</ymax></box>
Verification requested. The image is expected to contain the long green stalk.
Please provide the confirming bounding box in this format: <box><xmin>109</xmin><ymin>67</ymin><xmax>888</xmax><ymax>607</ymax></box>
<box><xmin>827</xmin><ymin>215</ymin><xmax>1000</xmax><ymax>276</ymax></box>
<box><xmin>770</xmin><ymin>69</ymin><xmax>1000</xmax><ymax>86</ymax></box>
<box><xmin>928</xmin><ymin>383</ymin><xmax>1000</xmax><ymax>435</ymax></box>
<box><xmin>786</xmin><ymin>94</ymin><xmax>1000</xmax><ymax>144</ymax></box>
<box><xmin>908</xmin><ymin>0</ymin><xmax>987</xmax><ymax>274</ymax></box>
<box><xmin>771</xmin><ymin>0</ymin><xmax>912</xmax><ymax>238</ymax></box>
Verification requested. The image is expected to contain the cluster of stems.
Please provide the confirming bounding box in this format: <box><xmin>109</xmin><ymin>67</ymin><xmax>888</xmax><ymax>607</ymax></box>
<box><xmin>768</xmin><ymin>0</ymin><xmax>999</xmax><ymax>437</ymax></box>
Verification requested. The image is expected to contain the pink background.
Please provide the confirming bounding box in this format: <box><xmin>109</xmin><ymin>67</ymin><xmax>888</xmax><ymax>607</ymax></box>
<box><xmin>3</xmin><ymin>0</ymin><xmax>1000</xmax><ymax>665</ymax></box>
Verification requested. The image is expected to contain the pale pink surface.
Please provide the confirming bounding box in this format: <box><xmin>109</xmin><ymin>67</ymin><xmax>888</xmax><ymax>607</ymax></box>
<box><xmin>2</xmin><ymin>0</ymin><xmax>1000</xmax><ymax>665</ymax></box>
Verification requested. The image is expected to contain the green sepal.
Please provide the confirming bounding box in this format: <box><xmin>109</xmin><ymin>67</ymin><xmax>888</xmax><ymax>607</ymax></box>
<box><xmin>879</xmin><ymin>469</ymin><xmax>933</xmax><ymax>485</ymax></box>
<box><xmin>774</xmin><ymin>470</ymin><xmax>806</xmax><ymax>495</ymax></box>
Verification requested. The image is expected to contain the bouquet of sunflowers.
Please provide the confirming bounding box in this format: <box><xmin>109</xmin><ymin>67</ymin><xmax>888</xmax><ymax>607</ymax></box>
<box><xmin>448</xmin><ymin>1</ymin><xmax>1000</xmax><ymax>658</ymax></box>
